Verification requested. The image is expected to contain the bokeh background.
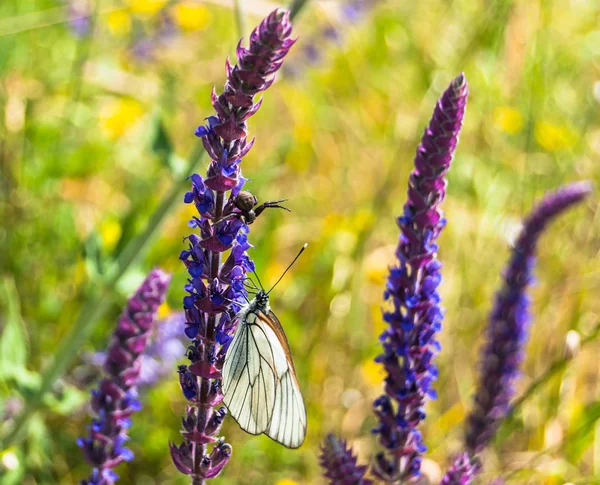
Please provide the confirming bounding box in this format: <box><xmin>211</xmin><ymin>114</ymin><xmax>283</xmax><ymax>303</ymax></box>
<box><xmin>1</xmin><ymin>0</ymin><xmax>600</xmax><ymax>483</ymax></box>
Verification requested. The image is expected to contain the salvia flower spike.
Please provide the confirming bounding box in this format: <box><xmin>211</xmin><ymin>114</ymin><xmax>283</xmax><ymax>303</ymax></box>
<box><xmin>439</xmin><ymin>453</ymin><xmax>481</xmax><ymax>485</ymax></box>
<box><xmin>320</xmin><ymin>434</ymin><xmax>373</xmax><ymax>485</ymax></box>
<box><xmin>172</xmin><ymin>8</ymin><xmax>294</xmax><ymax>484</ymax></box>
<box><xmin>372</xmin><ymin>74</ymin><xmax>468</xmax><ymax>482</ymax></box>
<box><xmin>78</xmin><ymin>269</ymin><xmax>171</xmax><ymax>485</ymax></box>
<box><xmin>465</xmin><ymin>181</ymin><xmax>592</xmax><ymax>455</ymax></box>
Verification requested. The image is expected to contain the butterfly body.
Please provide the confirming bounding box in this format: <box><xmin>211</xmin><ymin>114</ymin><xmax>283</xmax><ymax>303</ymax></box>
<box><xmin>222</xmin><ymin>290</ymin><xmax>306</xmax><ymax>449</ymax></box>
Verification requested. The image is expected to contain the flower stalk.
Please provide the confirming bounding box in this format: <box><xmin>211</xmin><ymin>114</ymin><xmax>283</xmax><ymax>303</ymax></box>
<box><xmin>320</xmin><ymin>434</ymin><xmax>372</xmax><ymax>485</ymax></box>
<box><xmin>439</xmin><ymin>453</ymin><xmax>480</xmax><ymax>485</ymax></box>
<box><xmin>78</xmin><ymin>269</ymin><xmax>171</xmax><ymax>485</ymax></box>
<box><xmin>170</xmin><ymin>9</ymin><xmax>295</xmax><ymax>484</ymax></box>
<box><xmin>372</xmin><ymin>74</ymin><xmax>469</xmax><ymax>482</ymax></box>
<box><xmin>465</xmin><ymin>182</ymin><xmax>592</xmax><ymax>455</ymax></box>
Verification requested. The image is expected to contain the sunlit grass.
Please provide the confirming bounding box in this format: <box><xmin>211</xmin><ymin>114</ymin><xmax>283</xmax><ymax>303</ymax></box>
<box><xmin>0</xmin><ymin>0</ymin><xmax>599</xmax><ymax>483</ymax></box>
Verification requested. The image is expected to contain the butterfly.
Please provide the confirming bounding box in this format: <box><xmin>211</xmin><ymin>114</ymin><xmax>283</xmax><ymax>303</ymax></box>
<box><xmin>222</xmin><ymin>245</ymin><xmax>307</xmax><ymax>449</ymax></box>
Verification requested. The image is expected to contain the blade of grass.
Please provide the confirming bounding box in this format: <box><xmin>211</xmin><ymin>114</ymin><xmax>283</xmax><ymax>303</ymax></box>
<box><xmin>53</xmin><ymin>0</ymin><xmax>99</xmax><ymax>159</ymax></box>
<box><xmin>0</xmin><ymin>146</ymin><xmax>204</xmax><ymax>448</ymax></box>
<box><xmin>503</xmin><ymin>399</ymin><xmax>600</xmax><ymax>481</ymax></box>
<box><xmin>233</xmin><ymin>0</ymin><xmax>245</xmax><ymax>39</ymax></box>
<box><xmin>289</xmin><ymin>0</ymin><xmax>311</xmax><ymax>19</ymax></box>
<box><xmin>496</xmin><ymin>321</ymin><xmax>600</xmax><ymax>445</ymax></box>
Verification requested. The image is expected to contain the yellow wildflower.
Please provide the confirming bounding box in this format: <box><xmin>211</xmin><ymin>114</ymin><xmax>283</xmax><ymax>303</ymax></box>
<box><xmin>275</xmin><ymin>480</ymin><xmax>299</xmax><ymax>485</ymax></box>
<box><xmin>535</xmin><ymin>121</ymin><xmax>577</xmax><ymax>152</ymax></box>
<box><xmin>361</xmin><ymin>359</ymin><xmax>383</xmax><ymax>386</ymax></box>
<box><xmin>493</xmin><ymin>106</ymin><xmax>523</xmax><ymax>134</ymax></box>
<box><xmin>99</xmin><ymin>98</ymin><xmax>145</xmax><ymax>139</ymax></box>
<box><xmin>157</xmin><ymin>301</ymin><xmax>171</xmax><ymax>319</ymax></box>
<box><xmin>106</xmin><ymin>10</ymin><xmax>132</xmax><ymax>37</ymax></box>
<box><xmin>172</xmin><ymin>2</ymin><xmax>211</xmax><ymax>32</ymax></box>
<box><xmin>99</xmin><ymin>219</ymin><xmax>122</xmax><ymax>251</ymax></box>
<box><xmin>129</xmin><ymin>0</ymin><xmax>167</xmax><ymax>15</ymax></box>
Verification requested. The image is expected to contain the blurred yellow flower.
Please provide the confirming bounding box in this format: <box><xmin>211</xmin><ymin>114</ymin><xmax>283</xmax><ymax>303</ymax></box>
<box><xmin>106</xmin><ymin>10</ymin><xmax>132</xmax><ymax>36</ymax></box>
<box><xmin>364</xmin><ymin>245</ymin><xmax>394</xmax><ymax>285</ymax></box>
<box><xmin>275</xmin><ymin>480</ymin><xmax>299</xmax><ymax>485</ymax></box>
<box><xmin>266</xmin><ymin>261</ymin><xmax>286</xmax><ymax>288</ymax></box>
<box><xmin>493</xmin><ymin>106</ymin><xmax>523</xmax><ymax>134</ymax></box>
<box><xmin>535</xmin><ymin>120</ymin><xmax>577</xmax><ymax>152</ymax></box>
<box><xmin>157</xmin><ymin>301</ymin><xmax>171</xmax><ymax>319</ymax></box>
<box><xmin>100</xmin><ymin>219</ymin><xmax>122</xmax><ymax>251</ymax></box>
<box><xmin>370</xmin><ymin>304</ymin><xmax>386</xmax><ymax>336</ymax></box>
<box><xmin>99</xmin><ymin>98</ymin><xmax>145</xmax><ymax>139</ymax></box>
<box><xmin>129</xmin><ymin>0</ymin><xmax>167</xmax><ymax>15</ymax></box>
<box><xmin>321</xmin><ymin>213</ymin><xmax>343</xmax><ymax>238</ymax></box>
<box><xmin>360</xmin><ymin>359</ymin><xmax>383</xmax><ymax>386</ymax></box>
<box><xmin>172</xmin><ymin>3</ymin><xmax>211</xmax><ymax>32</ymax></box>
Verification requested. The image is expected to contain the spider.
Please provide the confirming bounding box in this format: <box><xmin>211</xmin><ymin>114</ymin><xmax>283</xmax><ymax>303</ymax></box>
<box><xmin>217</xmin><ymin>190</ymin><xmax>290</xmax><ymax>225</ymax></box>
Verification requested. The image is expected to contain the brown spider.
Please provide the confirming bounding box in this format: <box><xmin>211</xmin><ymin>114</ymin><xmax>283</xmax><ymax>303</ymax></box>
<box><xmin>216</xmin><ymin>190</ymin><xmax>290</xmax><ymax>225</ymax></box>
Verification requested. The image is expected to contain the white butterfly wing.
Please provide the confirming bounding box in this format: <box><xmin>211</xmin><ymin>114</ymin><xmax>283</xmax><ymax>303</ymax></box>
<box><xmin>222</xmin><ymin>309</ymin><xmax>306</xmax><ymax>448</ymax></box>
<box><xmin>222</xmin><ymin>311</ymin><xmax>276</xmax><ymax>435</ymax></box>
<box><xmin>261</xmin><ymin>311</ymin><xmax>306</xmax><ymax>449</ymax></box>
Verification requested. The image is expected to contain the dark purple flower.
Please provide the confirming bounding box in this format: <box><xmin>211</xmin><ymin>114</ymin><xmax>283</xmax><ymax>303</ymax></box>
<box><xmin>172</xmin><ymin>9</ymin><xmax>294</xmax><ymax>482</ymax></box>
<box><xmin>439</xmin><ymin>453</ymin><xmax>480</xmax><ymax>485</ymax></box>
<box><xmin>78</xmin><ymin>269</ymin><xmax>171</xmax><ymax>485</ymax></box>
<box><xmin>372</xmin><ymin>74</ymin><xmax>468</xmax><ymax>482</ymax></box>
<box><xmin>320</xmin><ymin>434</ymin><xmax>372</xmax><ymax>485</ymax></box>
<box><xmin>465</xmin><ymin>182</ymin><xmax>592</xmax><ymax>454</ymax></box>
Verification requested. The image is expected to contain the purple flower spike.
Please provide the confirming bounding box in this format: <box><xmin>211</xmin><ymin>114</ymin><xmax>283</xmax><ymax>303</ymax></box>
<box><xmin>78</xmin><ymin>269</ymin><xmax>171</xmax><ymax>485</ymax></box>
<box><xmin>320</xmin><ymin>434</ymin><xmax>372</xmax><ymax>485</ymax></box>
<box><xmin>194</xmin><ymin>8</ymin><xmax>295</xmax><ymax>192</ymax></box>
<box><xmin>465</xmin><ymin>181</ymin><xmax>592</xmax><ymax>455</ymax></box>
<box><xmin>372</xmin><ymin>74</ymin><xmax>468</xmax><ymax>482</ymax></box>
<box><xmin>439</xmin><ymin>453</ymin><xmax>481</xmax><ymax>485</ymax></box>
<box><xmin>174</xmin><ymin>9</ymin><xmax>294</xmax><ymax>483</ymax></box>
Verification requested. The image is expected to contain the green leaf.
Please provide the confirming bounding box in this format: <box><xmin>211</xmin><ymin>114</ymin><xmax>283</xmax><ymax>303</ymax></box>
<box><xmin>0</xmin><ymin>277</ymin><xmax>29</xmax><ymax>379</ymax></box>
<box><xmin>564</xmin><ymin>400</ymin><xmax>600</xmax><ymax>463</ymax></box>
<box><xmin>83</xmin><ymin>231</ymin><xmax>104</xmax><ymax>278</ymax></box>
<box><xmin>42</xmin><ymin>382</ymin><xmax>87</xmax><ymax>416</ymax></box>
<box><xmin>25</xmin><ymin>414</ymin><xmax>51</xmax><ymax>471</ymax></box>
<box><xmin>151</xmin><ymin>116</ymin><xmax>174</xmax><ymax>169</ymax></box>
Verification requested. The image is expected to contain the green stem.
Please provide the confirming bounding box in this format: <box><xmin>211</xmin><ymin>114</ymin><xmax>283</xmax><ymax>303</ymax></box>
<box><xmin>112</xmin><ymin>146</ymin><xmax>204</xmax><ymax>280</ymax></box>
<box><xmin>289</xmin><ymin>0</ymin><xmax>311</xmax><ymax>20</ymax></box>
<box><xmin>496</xmin><ymin>322</ymin><xmax>600</xmax><ymax>445</ymax></box>
<box><xmin>0</xmin><ymin>145</ymin><xmax>204</xmax><ymax>448</ymax></box>
<box><xmin>53</xmin><ymin>0</ymin><xmax>100</xmax><ymax>159</ymax></box>
<box><xmin>503</xmin><ymin>403</ymin><xmax>600</xmax><ymax>481</ymax></box>
<box><xmin>233</xmin><ymin>0</ymin><xmax>245</xmax><ymax>39</ymax></box>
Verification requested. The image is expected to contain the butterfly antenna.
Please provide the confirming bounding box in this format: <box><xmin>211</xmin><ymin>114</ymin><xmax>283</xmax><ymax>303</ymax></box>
<box><xmin>244</xmin><ymin>276</ymin><xmax>259</xmax><ymax>291</ymax></box>
<box><xmin>253</xmin><ymin>270</ymin><xmax>265</xmax><ymax>292</ymax></box>
<box><xmin>267</xmin><ymin>243</ymin><xmax>308</xmax><ymax>295</ymax></box>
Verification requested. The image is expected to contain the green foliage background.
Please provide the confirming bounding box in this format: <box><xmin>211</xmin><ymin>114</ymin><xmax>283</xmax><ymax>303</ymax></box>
<box><xmin>1</xmin><ymin>0</ymin><xmax>600</xmax><ymax>483</ymax></box>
